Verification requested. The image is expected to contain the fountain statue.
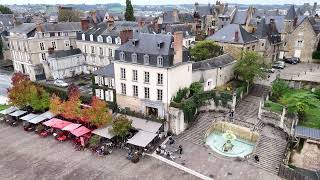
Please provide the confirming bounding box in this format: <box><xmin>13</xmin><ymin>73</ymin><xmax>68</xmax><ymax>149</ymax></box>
<box><xmin>222</xmin><ymin>130</ymin><xmax>236</xmax><ymax>152</ymax></box>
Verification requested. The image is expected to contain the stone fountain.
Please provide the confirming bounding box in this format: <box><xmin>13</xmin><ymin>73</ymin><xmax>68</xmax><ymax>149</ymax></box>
<box><xmin>222</xmin><ymin>130</ymin><xmax>236</xmax><ymax>152</ymax></box>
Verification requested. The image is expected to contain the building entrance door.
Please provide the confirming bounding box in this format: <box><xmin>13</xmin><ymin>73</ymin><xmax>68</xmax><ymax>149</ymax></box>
<box><xmin>146</xmin><ymin>106</ymin><xmax>158</xmax><ymax>117</ymax></box>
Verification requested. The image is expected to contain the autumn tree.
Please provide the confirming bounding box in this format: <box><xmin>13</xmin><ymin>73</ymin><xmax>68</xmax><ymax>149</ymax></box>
<box><xmin>82</xmin><ymin>97</ymin><xmax>112</xmax><ymax>127</ymax></box>
<box><xmin>112</xmin><ymin>115</ymin><xmax>132</xmax><ymax>140</ymax></box>
<box><xmin>49</xmin><ymin>94</ymin><xmax>63</xmax><ymax>115</ymax></box>
<box><xmin>7</xmin><ymin>73</ymin><xmax>34</xmax><ymax>108</ymax></box>
<box><xmin>61</xmin><ymin>84</ymin><xmax>81</xmax><ymax>120</ymax></box>
<box><xmin>58</xmin><ymin>7</ymin><xmax>80</xmax><ymax>22</ymax></box>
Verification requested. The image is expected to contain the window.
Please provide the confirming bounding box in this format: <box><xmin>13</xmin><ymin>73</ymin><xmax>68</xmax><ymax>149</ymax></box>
<box><xmin>39</xmin><ymin>42</ymin><xmax>45</xmax><ymax>50</ymax></box>
<box><xmin>120</xmin><ymin>68</ymin><xmax>126</xmax><ymax>79</ymax></box>
<box><xmin>144</xmin><ymin>72</ymin><xmax>150</xmax><ymax>83</ymax></box>
<box><xmin>261</xmin><ymin>43</ymin><xmax>264</xmax><ymax>47</ymax></box>
<box><xmin>132</xmin><ymin>53</ymin><xmax>137</xmax><ymax>63</ymax></box>
<box><xmin>108</xmin><ymin>48</ymin><xmax>113</xmax><ymax>57</ymax></box>
<box><xmin>115</xmin><ymin>37</ymin><xmax>121</xmax><ymax>44</ymax></box>
<box><xmin>65</xmin><ymin>41</ymin><xmax>70</xmax><ymax>47</ymax></box>
<box><xmin>63</xmin><ymin>32</ymin><xmax>68</xmax><ymax>36</ymax></box>
<box><xmin>82</xmin><ymin>33</ymin><xmax>86</xmax><ymax>40</ymax></box>
<box><xmin>157</xmin><ymin>73</ymin><xmax>163</xmax><ymax>85</ymax></box>
<box><xmin>52</xmin><ymin>41</ymin><xmax>56</xmax><ymax>49</ymax></box>
<box><xmin>284</xmin><ymin>42</ymin><xmax>287</xmax><ymax>47</ymax></box>
<box><xmin>121</xmin><ymin>83</ymin><xmax>126</xmax><ymax>95</ymax></box>
<box><xmin>133</xmin><ymin>85</ymin><xmax>138</xmax><ymax>97</ymax></box>
<box><xmin>107</xmin><ymin>79</ymin><xmax>113</xmax><ymax>87</ymax></box>
<box><xmin>91</xmin><ymin>46</ymin><xmax>95</xmax><ymax>54</ymax></box>
<box><xmin>252</xmin><ymin>45</ymin><xmax>255</xmax><ymax>51</ymax></box>
<box><xmin>297</xmin><ymin>40</ymin><xmax>303</xmax><ymax>47</ymax></box>
<box><xmin>97</xmin><ymin>35</ymin><xmax>103</xmax><ymax>42</ymax></box>
<box><xmin>99</xmin><ymin>47</ymin><xmax>103</xmax><ymax>55</ymax></box>
<box><xmin>144</xmin><ymin>55</ymin><xmax>149</xmax><ymax>65</ymax></box>
<box><xmin>107</xmin><ymin>36</ymin><xmax>112</xmax><ymax>43</ymax></box>
<box><xmin>132</xmin><ymin>70</ymin><xmax>138</xmax><ymax>81</ymax></box>
<box><xmin>157</xmin><ymin>89</ymin><xmax>163</xmax><ymax>101</ymax></box>
<box><xmin>41</xmin><ymin>53</ymin><xmax>46</xmax><ymax>61</ymax></box>
<box><xmin>120</xmin><ymin>52</ymin><xmax>125</xmax><ymax>60</ymax></box>
<box><xmin>157</xmin><ymin>56</ymin><xmax>163</xmax><ymax>67</ymax></box>
<box><xmin>90</xmin><ymin>34</ymin><xmax>94</xmax><ymax>41</ymax></box>
<box><xmin>144</xmin><ymin>87</ymin><xmax>150</xmax><ymax>99</ymax></box>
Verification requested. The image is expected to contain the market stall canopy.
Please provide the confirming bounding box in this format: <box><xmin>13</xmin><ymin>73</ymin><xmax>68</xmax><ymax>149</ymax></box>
<box><xmin>20</xmin><ymin>113</ymin><xmax>39</xmax><ymax>121</ymax></box>
<box><xmin>0</xmin><ymin>106</ymin><xmax>18</xmax><ymax>115</ymax></box>
<box><xmin>70</xmin><ymin>126</ymin><xmax>91</xmax><ymax>137</ymax></box>
<box><xmin>92</xmin><ymin>126</ymin><xmax>115</xmax><ymax>139</ymax></box>
<box><xmin>28</xmin><ymin>111</ymin><xmax>54</xmax><ymax>124</ymax></box>
<box><xmin>62</xmin><ymin>123</ymin><xmax>82</xmax><ymax>131</ymax></box>
<box><xmin>9</xmin><ymin>110</ymin><xmax>28</xmax><ymax>117</ymax></box>
<box><xmin>127</xmin><ymin>116</ymin><xmax>162</xmax><ymax>133</ymax></box>
<box><xmin>43</xmin><ymin>118</ymin><xmax>72</xmax><ymax>129</ymax></box>
<box><xmin>127</xmin><ymin>130</ymin><xmax>158</xmax><ymax>148</ymax></box>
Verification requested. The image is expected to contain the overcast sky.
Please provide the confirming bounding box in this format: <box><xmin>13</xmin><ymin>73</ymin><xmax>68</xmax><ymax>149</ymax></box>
<box><xmin>0</xmin><ymin>0</ymin><xmax>317</xmax><ymax>5</ymax></box>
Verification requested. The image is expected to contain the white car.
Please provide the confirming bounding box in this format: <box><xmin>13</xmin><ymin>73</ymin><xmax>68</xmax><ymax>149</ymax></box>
<box><xmin>54</xmin><ymin>80</ymin><xmax>69</xmax><ymax>88</ymax></box>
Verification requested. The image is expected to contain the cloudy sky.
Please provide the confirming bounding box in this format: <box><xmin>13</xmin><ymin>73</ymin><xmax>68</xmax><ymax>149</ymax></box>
<box><xmin>0</xmin><ymin>0</ymin><xmax>317</xmax><ymax>5</ymax></box>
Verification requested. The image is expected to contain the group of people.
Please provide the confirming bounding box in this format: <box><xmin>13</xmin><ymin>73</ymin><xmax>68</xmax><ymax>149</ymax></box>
<box><xmin>156</xmin><ymin>137</ymin><xmax>183</xmax><ymax>160</ymax></box>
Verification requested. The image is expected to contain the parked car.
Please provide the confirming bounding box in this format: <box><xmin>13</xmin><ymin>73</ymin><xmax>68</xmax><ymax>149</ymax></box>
<box><xmin>54</xmin><ymin>80</ymin><xmax>69</xmax><ymax>87</ymax></box>
<box><xmin>291</xmin><ymin>57</ymin><xmax>300</xmax><ymax>63</ymax></box>
<box><xmin>261</xmin><ymin>67</ymin><xmax>275</xmax><ymax>73</ymax></box>
<box><xmin>272</xmin><ymin>61</ymin><xmax>285</xmax><ymax>69</ymax></box>
<box><xmin>283</xmin><ymin>57</ymin><xmax>298</xmax><ymax>64</ymax></box>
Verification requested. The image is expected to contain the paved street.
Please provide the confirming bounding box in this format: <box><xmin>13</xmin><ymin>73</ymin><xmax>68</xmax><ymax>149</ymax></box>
<box><xmin>0</xmin><ymin>123</ymin><xmax>197</xmax><ymax>180</ymax></box>
<box><xmin>0</xmin><ymin>69</ymin><xmax>12</xmax><ymax>97</ymax></box>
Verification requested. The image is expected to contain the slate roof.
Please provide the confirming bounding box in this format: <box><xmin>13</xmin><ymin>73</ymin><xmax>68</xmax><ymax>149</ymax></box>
<box><xmin>196</xmin><ymin>5</ymin><xmax>213</xmax><ymax>17</ymax></box>
<box><xmin>85</xmin><ymin>21</ymin><xmax>139</xmax><ymax>36</ymax></box>
<box><xmin>206</xmin><ymin>24</ymin><xmax>258</xmax><ymax>44</ymax></box>
<box><xmin>285</xmin><ymin>5</ymin><xmax>297</xmax><ymax>20</ymax></box>
<box><xmin>162</xmin><ymin>10</ymin><xmax>180</xmax><ymax>24</ymax></box>
<box><xmin>178</xmin><ymin>13</ymin><xmax>195</xmax><ymax>23</ymax></box>
<box><xmin>192</xmin><ymin>54</ymin><xmax>235</xmax><ymax>71</ymax></box>
<box><xmin>0</xmin><ymin>14</ymin><xmax>14</xmax><ymax>32</ymax></box>
<box><xmin>42</xmin><ymin>22</ymin><xmax>81</xmax><ymax>32</ymax></box>
<box><xmin>232</xmin><ymin>10</ymin><xmax>247</xmax><ymax>25</ymax></box>
<box><xmin>295</xmin><ymin>126</ymin><xmax>320</xmax><ymax>141</ymax></box>
<box><xmin>116</xmin><ymin>33</ymin><xmax>174</xmax><ymax>56</ymax></box>
<box><xmin>9</xmin><ymin>23</ymin><xmax>37</xmax><ymax>34</ymax></box>
<box><xmin>253</xmin><ymin>18</ymin><xmax>281</xmax><ymax>44</ymax></box>
<box><xmin>49</xmin><ymin>48</ymin><xmax>82</xmax><ymax>58</ymax></box>
<box><xmin>92</xmin><ymin>63</ymin><xmax>114</xmax><ymax>78</ymax></box>
<box><xmin>164</xmin><ymin>24</ymin><xmax>193</xmax><ymax>37</ymax></box>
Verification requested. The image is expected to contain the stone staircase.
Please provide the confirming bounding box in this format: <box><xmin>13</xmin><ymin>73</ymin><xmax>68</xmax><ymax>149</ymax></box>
<box><xmin>235</xmin><ymin>96</ymin><xmax>261</xmax><ymax>119</ymax></box>
<box><xmin>177</xmin><ymin>113</ymin><xmax>223</xmax><ymax>145</ymax></box>
<box><xmin>252</xmin><ymin>120</ymin><xmax>265</xmax><ymax>132</ymax></box>
<box><xmin>250</xmin><ymin>84</ymin><xmax>270</xmax><ymax>97</ymax></box>
<box><xmin>249</xmin><ymin>135</ymin><xmax>287</xmax><ymax>174</ymax></box>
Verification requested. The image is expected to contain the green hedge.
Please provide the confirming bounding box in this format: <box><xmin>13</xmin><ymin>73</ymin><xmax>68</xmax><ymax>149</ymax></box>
<box><xmin>264</xmin><ymin>100</ymin><xmax>283</xmax><ymax>113</ymax></box>
<box><xmin>312</xmin><ymin>51</ymin><xmax>320</xmax><ymax>59</ymax></box>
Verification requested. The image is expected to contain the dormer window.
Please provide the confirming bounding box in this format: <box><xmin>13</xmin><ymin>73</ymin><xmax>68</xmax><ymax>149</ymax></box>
<box><xmin>144</xmin><ymin>55</ymin><xmax>149</xmax><ymax>65</ymax></box>
<box><xmin>132</xmin><ymin>39</ymin><xmax>139</xmax><ymax>46</ymax></box>
<box><xmin>97</xmin><ymin>35</ymin><xmax>103</xmax><ymax>42</ymax></box>
<box><xmin>107</xmin><ymin>36</ymin><xmax>112</xmax><ymax>43</ymax></box>
<box><xmin>120</xmin><ymin>52</ymin><xmax>125</xmax><ymax>61</ymax></box>
<box><xmin>132</xmin><ymin>53</ymin><xmax>137</xmax><ymax>63</ymax></box>
<box><xmin>157</xmin><ymin>41</ymin><xmax>164</xmax><ymax>49</ymax></box>
<box><xmin>157</xmin><ymin>56</ymin><xmax>163</xmax><ymax>67</ymax></box>
<box><xmin>90</xmin><ymin>34</ymin><xmax>94</xmax><ymax>41</ymax></box>
<box><xmin>115</xmin><ymin>37</ymin><xmax>121</xmax><ymax>45</ymax></box>
<box><xmin>82</xmin><ymin>33</ymin><xmax>86</xmax><ymax>40</ymax></box>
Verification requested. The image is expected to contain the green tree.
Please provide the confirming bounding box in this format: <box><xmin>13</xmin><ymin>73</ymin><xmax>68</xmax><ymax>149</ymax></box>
<box><xmin>29</xmin><ymin>86</ymin><xmax>50</xmax><ymax>112</ymax></box>
<box><xmin>124</xmin><ymin>0</ymin><xmax>135</xmax><ymax>21</ymax></box>
<box><xmin>271</xmin><ymin>80</ymin><xmax>289</xmax><ymax>101</ymax></box>
<box><xmin>0</xmin><ymin>5</ymin><xmax>13</xmax><ymax>14</ymax></box>
<box><xmin>234</xmin><ymin>51</ymin><xmax>266</xmax><ymax>83</ymax></box>
<box><xmin>58</xmin><ymin>8</ymin><xmax>80</xmax><ymax>22</ymax></box>
<box><xmin>111</xmin><ymin>115</ymin><xmax>132</xmax><ymax>140</ymax></box>
<box><xmin>189</xmin><ymin>82</ymin><xmax>203</xmax><ymax>96</ymax></box>
<box><xmin>190</xmin><ymin>40</ymin><xmax>223</xmax><ymax>61</ymax></box>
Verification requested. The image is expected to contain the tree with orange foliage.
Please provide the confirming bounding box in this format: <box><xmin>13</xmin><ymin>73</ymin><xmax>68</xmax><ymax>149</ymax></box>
<box><xmin>82</xmin><ymin>97</ymin><xmax>112</xmax><ymax>127</ymax></box>
<box><xmin>59</xmin><ymin>84</ymin><xmax>82</xmax><ymax>120</ymax></box>
<box><xmin>7</xmin><ymin>72</ymin><xmax>34</xmax><ymax>108</ymax></box>
<box><xmin>49</xmin><ymin>94</ymin><xmax>63</xmax><ymax>115</ymax></box>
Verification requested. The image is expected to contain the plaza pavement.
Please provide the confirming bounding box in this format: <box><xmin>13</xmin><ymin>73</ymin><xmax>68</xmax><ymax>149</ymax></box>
<box><xmin>0</xmin><ymin>123</ymin><xmax>198</xmax><ymax>180</ymax></box>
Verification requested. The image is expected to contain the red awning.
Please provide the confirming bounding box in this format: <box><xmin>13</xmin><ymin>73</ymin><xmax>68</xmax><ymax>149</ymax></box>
<box><xmin>70</xmin><ymin>126</ymin><xmax>91</xmax><ymax>137</ymax></box>
<box><xmin>62</xmin><ymin>123</ymin><xmax>82</xmax><ymax>131</ymax></box>
<box><xmin>43</xmin><ymin>118</ymin><xmax>72</xmax><ymax>129</ymax></box>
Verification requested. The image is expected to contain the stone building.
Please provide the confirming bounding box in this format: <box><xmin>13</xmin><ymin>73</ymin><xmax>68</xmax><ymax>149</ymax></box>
<box><xmin>92</xmin><ymin>63</ymin><xmax>115</xmax><ymax>103</ymax></box>
<box><xmin>192</xmin><ymin>54</ymin><xmax>236</xmax><ymax>91</ymax></box>
<box><xmin>8</xmin><ymin>22</ymin><xmax>81</xmax><ymax>81</ymax></box>
<box><xmin>113</xmin><ymin>32</ymin><xmax>192</xmax><ymax>118</ymax></box>
<box><xmin>206</xmin><ymin>24</ymin><xmax>258</xmax><ymax>59</ymax></box>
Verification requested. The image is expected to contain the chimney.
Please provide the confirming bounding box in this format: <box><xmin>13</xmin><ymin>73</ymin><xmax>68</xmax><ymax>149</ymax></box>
<box><xmin>107</xmin><ymin>19</ymin><xmax>115</xmax><ymax>29</ymax></box>
<box><xmin>80</xmin><ymin>19</ymin><xmax>89</xmax><ymax>32</ymax></box>
<box><xmin>173</xmin><ymin>31</ymin><xmax>184</xmax><ymax>64</ymax></box>
<box><xmin>91</xmin><ymin>11</ymin><xmax>97</xmax><ymax>24</ymax></box>
<box><xmin>172</xmin><ymin>9</ymin><xmax>179</xmax><ymax>23</ymax></box>
<box><xmin>120</xmin><ymin>29</ymin><xmax>133</xmax><ymax>45</ymax></box>
<box><xmin>234</xmin><ymin>31</ymin><xmax>239</xmax><ymax>42</ymax></box>
<box><xmin>48</xmin><ymin>47</ymin><xmax>54</xmax><ymax>55</ymax></box>
<box><xmin>293</xmin><ymin>17</ymin><xmax>298</xmax><ymax>27</ymax></box>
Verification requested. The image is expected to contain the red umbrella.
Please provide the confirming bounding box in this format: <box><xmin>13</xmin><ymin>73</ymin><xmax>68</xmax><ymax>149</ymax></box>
<box><xmin>70</xmin><ymin>126</ymin><xmax>91</xmax><ymax>137</ymax></box>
